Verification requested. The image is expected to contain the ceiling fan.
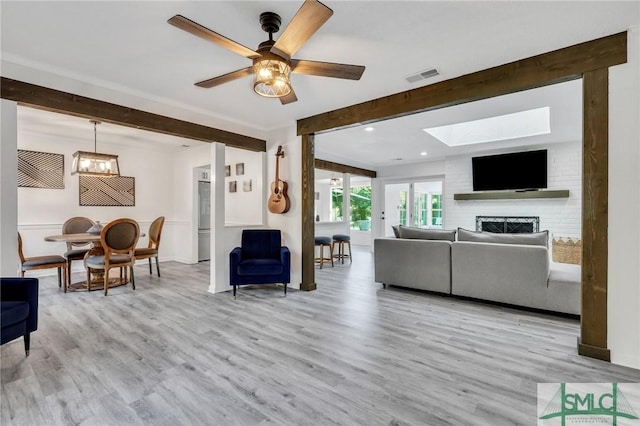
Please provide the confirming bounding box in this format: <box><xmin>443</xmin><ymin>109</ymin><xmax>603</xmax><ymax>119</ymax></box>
<box><xmin>168</xmin><ymin>0</ymin><xmax>365</xmax><ymax>105</ymax></box>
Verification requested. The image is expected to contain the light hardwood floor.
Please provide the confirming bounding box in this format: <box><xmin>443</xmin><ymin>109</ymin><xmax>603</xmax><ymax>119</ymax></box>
<box><xmin>2</xmin><ymin>247</ymin><xmax>639</xmax><ymax>425</ymax></box>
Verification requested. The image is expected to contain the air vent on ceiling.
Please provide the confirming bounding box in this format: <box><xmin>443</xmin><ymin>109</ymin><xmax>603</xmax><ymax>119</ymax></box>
<box><xmin>405</xmin><ymin>68</ymin><xmax>440</xmax><ymax>84</ymax></box>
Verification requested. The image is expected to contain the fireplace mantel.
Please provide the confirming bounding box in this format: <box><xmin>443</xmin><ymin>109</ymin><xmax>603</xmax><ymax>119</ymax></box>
<box><xmin>453</xmin><ymin>189</ymin><xmax>569</xmax><ymax>201</ymax></box>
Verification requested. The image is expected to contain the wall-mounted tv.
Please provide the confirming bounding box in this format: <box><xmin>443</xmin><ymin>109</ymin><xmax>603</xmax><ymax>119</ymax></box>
<box><xmin>472</xmin><ymin>149</ymin><xmax>547</xmax><ymax>191</ymax></box>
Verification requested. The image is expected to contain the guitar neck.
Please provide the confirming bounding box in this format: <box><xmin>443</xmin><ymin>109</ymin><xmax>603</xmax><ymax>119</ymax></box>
<box><xmin>275</xmin><ymin>155</ymin><xmax>281</xmax><ymax>183</ymax></box>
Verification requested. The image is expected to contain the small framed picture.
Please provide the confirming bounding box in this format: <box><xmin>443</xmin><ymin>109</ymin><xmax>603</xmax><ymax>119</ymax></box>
<box><xmin>225</xmin><ymin>165</ymin><xmax>231</xmax><ymax>177</ymax></box>
<box><xmin>229</xmin><ymin>180</ymin><xmax>237</xmax><ymax>193</ymax></box>
<box><xmin>236</xmin><ymin>162</ymin><xmax>245</xmax><ymax>176</ymax></box>
<box><xmin>243</xmin><ymin>179</ymin><xmax>252</xmax><ymax>192</ymax></box>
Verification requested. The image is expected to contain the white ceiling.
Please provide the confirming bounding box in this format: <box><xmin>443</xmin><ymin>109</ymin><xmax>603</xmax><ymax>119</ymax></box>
<box><xmin>2</xmin><ymin>1</ymin><xmax>638</xmax><ymax>168</ymax></box>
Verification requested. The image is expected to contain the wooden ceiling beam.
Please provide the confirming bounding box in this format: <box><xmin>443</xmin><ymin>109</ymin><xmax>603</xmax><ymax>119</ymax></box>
<box><xmin>297</xmin><ymin>31</ymin><xmax>627</xmax><ymax>135</ymax></box>
<box><xmin>1</xmin><ymin>77</ymin><xmax>266</xmax><ymax>152</ymax></box>
<box><xmin>314</xmin><ymin>159</ymin><xmax>376</xmax><ymax>178</ymax></box>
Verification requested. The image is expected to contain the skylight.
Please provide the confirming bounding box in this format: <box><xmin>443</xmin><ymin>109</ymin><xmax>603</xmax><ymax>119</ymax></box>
<box><xmin>423</xmin><ymin>106</ymin><xmax>551</xmax><ymax>146</ymax></box>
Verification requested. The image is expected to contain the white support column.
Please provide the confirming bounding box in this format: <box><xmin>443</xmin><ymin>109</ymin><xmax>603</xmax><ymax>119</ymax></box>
<box><xmin>0</xmin><ymin>100</ymin><xmax>19</xmax><ymax>275</ymax></box>
<box><xmin>209</xmin><ymin>142</ymin><xmax>227</xmax><ymax>293</ymax></box>
<box><xmin>343</xmin><ymin>173</ymin><xmax>351</xmax><ymax>230</ymax></box>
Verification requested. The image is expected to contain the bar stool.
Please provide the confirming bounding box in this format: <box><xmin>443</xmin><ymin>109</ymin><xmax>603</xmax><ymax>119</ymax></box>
<box><xmin>332</xmin><ymin>234</ymin><xmax>352</xmax><ymax>264</ymax></box>
<box><xmin>314</xmin><ymin>236</ymin><xmax>334</xmax><ymax>269</ymax></box>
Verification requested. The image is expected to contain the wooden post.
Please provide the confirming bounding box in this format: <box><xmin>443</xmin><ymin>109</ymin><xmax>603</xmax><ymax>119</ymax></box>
<box><xmin>300</xmin><ymin>133</ymin><xmax>316</xmax><ymax>291</ymax></box>
<box><xmin>579</xmin><ymin>68</ymin><xmax>610</xmax><ymax>361</ymax></box>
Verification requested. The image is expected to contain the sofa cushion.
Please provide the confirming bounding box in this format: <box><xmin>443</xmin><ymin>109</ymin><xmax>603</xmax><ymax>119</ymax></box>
<box><xmin>238</xmin><ymin>259</ymin><xmax>284</xmax><ymax>276</ymax></box>
<box><xmin>457</xmin><ymin>228</ymin><xmax>549</xmax><ymax>247</ymax></box>
<box><xmin>398</xmin><ymin>226</ymin><xmax>456</xmax><ymax>242</ymax></box>
<box><xmin>391</xmin><ymin>225</ymin><xmax>400</xmax><ymax>238</ymax></box>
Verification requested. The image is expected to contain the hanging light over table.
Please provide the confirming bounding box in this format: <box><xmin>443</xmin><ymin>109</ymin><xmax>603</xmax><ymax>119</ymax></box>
<box><xmin>71</xmin><ymin>120</ymin><xmax>120</xmax><ymax>177</ymax></box>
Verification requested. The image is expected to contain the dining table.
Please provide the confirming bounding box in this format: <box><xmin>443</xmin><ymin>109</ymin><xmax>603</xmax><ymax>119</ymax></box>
<box><xmin>44</xmin><ymin>232</ymin><xmax>143</xmax><ymax>292</ymax></box>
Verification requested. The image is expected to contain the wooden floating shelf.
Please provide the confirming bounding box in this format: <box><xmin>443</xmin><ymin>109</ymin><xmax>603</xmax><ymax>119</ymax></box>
<box><xmin>454</xmin><ymin>190</ymin><xmax>570</xmax><ymax>200</ymax></box>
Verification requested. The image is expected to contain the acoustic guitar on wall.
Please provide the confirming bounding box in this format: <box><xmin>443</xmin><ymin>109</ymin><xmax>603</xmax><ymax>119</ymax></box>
<box><xmin>268</xmin><ymin>145</ymin><xmax>290</xmax><ymax>214</ymax></box>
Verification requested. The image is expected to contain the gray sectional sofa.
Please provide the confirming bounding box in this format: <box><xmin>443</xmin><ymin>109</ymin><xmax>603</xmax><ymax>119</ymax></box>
<box><xmin>374</xmin><ymin>226</ymin><xmax>580</xmax><ymax>315</ymax></box>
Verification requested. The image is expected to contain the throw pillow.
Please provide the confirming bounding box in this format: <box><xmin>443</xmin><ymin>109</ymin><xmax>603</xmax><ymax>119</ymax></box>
<box><xmin>457</xmin><ymin>227</ymin><xmax>549</xmax><ymax>247</ymax></box>
<box><xmin>398</xmin><ymin>225</ymin><xmax>456</xmax><ymax>242</ymax></box>
<box><xmin>391</xmin><ymin>225</ymin><xmax>400</xmax><ymax>238</ymax></box>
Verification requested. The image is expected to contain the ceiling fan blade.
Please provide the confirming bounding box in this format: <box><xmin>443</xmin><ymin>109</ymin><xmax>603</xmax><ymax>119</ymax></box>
<box><xmin>168</xmin><ymin>15</ymin><xmax>259</xmax><ymax>59</ymax></box>
<box><xmin>195</xmin><ymin>67</ymin><xmax>253</xmax><ymax>88</ymax></box>
<box><xmin>291</xmin><ymin>60</ymin><xmax>365</xmax><ymax>80</ymax></box>
<box><xmin>280</xmin><ymin>89</ymin><xmax>298</xmax><ymax>105</ymax></box>
<box><xmin>271</xmin><ymin>0</ymin><xmax>333</xmax><ymax>59</ymax></box>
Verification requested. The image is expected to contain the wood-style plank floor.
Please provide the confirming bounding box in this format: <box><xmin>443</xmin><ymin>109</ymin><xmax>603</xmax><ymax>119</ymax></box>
<box><xmin>2</xmin><ymin>247</ymin><xmax>639</xmax><ymax>425</ymax></box>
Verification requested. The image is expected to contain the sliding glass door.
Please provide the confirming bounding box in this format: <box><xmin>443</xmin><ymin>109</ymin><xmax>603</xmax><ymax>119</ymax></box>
<box><xmin>382</xmin><ymin>180</ymin><xmax>443</xmax><ymax>236</ymax></box>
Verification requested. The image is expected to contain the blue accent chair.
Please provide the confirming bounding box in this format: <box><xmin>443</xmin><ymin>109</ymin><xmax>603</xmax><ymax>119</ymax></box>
<box><xmin>1</xmin><ymin>277</ymin><xmax>39</xmax><ymax>356</ymax></box>
<box><xmin>229</xmin><ymin>229</ymin><xmax>290</xmax><ymax>298</ymax></box>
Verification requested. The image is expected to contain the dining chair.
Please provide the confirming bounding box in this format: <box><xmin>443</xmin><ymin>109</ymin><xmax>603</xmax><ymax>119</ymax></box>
<box><xmin>85</xmin><ymin>218</ymin><xmax>140</xmax><ymax>296</ymax></box>
<box><xmin>62</xmin><ymin>216</ymin><xmax>95</xmax><ymax>285</ymax></box>
<box><xmin>18</xmin><ymin>232</ymin><xmax>68</xmax><ymax>292</ymax></box>
<box><xmin>134</xmin><ymin>216</ymin><xmax>165</xmax><ymax>277</ymax></box>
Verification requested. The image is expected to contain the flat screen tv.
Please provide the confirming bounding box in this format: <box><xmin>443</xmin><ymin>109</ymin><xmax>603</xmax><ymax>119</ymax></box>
<box><xmin>472</xmin><ymin>149</ymin><xmax>547</xmax><ymax>191</ymax></box>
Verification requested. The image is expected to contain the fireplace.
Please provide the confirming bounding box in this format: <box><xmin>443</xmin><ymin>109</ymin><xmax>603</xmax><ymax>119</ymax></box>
<box><xmin>476</xmin><ymin>216</ymin><xmax>539</xmax><ymax>233</ymax></box>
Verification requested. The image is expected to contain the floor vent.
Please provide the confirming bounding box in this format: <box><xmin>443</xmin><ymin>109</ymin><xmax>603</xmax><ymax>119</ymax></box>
<box><xmin>405</xmin><ymin>68</ymin><xmax>440</xmax><ymax>83</ymax></box>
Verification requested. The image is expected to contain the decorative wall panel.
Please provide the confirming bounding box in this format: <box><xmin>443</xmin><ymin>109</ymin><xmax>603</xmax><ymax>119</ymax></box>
<box><xmin>17</xmin><ymin>150</ymin><xmax>64</xmax><ymax>189</ymax></box>
<box><xmin>79</xmin><ymin>176</ymin><xmax>135</xmax><ymax>206</ymax></box>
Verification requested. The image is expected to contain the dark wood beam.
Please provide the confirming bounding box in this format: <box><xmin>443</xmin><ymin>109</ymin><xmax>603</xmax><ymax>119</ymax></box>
<box><xmin>300</xmin><ymin>133</ymin><xmax>317</xmax><ymax>291</ymax></box>
<box><xmin>314</xmin><ymin>159</ymin><xmax>377</xmax><ymax>178</ymax></box>
<box><xmin>1</xmin><ymin>77</ymin><xmax>266</xmax><ymax>152</ymax></box>
<box><xmin>298</xmin><ymin>32</ymin><xmax>627</xmax><ymax>135</ymax></box>
<box><xmin>579</xmin><ymin>68</ymin><xmax>610</xmax><ymax>361</ymax></box>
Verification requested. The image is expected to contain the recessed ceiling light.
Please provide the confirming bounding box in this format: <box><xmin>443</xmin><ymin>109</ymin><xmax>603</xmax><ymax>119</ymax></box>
<box><xmin>420</xmin><ymin>152</ymin><xmax>427</xmax><ymax>156</ymax></box>
<box><xmin>364</xmin><ymin>126</ymin><xmax>375</xmax><ymax>132</ymax></box>
<box><xmin>423</xmin><ymin>106</ymin><xmax>551</xmax><ymax>146</ymax></box>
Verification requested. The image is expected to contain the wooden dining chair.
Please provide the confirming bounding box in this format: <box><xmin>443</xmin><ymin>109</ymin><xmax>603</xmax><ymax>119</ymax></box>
<box><xmin>85</xmin><ymin>218</ymin><xmax>140</xmax><ymax>296</ymax></box>
<box><xmin>134</xmin><ymin>216</ymin><xmax>165</xmax><ymax>277</ymax></box>
<box><xmin>62</xmin><ymin>216</ymin><xmax>95</xmax><ymax>285</ymax></box>
<box><xmin>18</xmin><ymin>232</ymin><xmax>68</xmax><ymax>292</ymax></box>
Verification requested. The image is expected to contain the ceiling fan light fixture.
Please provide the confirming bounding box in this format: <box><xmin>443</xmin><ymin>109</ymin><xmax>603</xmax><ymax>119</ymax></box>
<box><xmin>253</xmin><ymin>57</ymin><xmax>292</xmax><ymax>98</ymax></box>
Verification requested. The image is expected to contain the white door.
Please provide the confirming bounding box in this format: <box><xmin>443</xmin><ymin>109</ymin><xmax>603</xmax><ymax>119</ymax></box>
<box><xmin>382</xmin><ymin>180</ymin><xmax>443</xmax><ymax>236</ymax></box>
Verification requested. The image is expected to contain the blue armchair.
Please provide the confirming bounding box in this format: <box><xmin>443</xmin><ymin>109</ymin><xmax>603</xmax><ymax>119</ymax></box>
<box><xmin>230</xmin><ymin>229</ymin><xmax>290</xmax><ymax>298</ymax></box>
<box><xmin>1</xmin><ymin>277</ymin><xmax>39</xmax><ymax>356</ymax></box>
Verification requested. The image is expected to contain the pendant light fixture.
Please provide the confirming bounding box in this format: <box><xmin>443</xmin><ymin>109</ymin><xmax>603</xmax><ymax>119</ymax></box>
<box><xmin>71</xmin><ymin>120</ymin><xmax>120</xmax><ymax>177</ymax></box>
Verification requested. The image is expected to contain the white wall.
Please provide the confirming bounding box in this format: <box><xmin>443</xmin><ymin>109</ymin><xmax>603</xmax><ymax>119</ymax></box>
<box><xmin>315</xmin><ymin>181</ymin><xmax>333</xmax><ymax>222</ymax></box>
<box><xmin>445</xmin><ymin>142</ymin><xmax>582</xmax><ymax>242</ymax></box>
<box><xmin>0</xmin><ymin>100</ymin><xmax>19</xmax><ymax>275</ymax></box>
<box><xmin>608</xmin><ymin>27</ymin><xmax>640</xmax><ymax>369</ymax></box>
<box><xmin>265</xmin><ymin>125</ymin><xmax>302</xmax><ymax>289</ymax></box>
<box><xmin>373</xmin><ymin>143</ymin><xmax>582</xmax><ymax>248</ymax></box>
<box><xmin>224</xmin><ymin>146</ymin><xmax>264</xmax><ymax>226</ymax></box>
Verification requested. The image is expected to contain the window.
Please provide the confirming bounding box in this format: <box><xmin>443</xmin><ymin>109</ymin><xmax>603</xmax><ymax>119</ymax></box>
<box><xmin>398</xmin><ymin>191</ymin><xmax>408</xmax><ymax>226</ymax></box>
<box><xmin>350</xmin><ymin>185</ymin><xmax>371</xmax><ymax>230</ymax></box>
<box><xmin>331</xmin><ymin>187</ymin><xmax>343</xmax><ymax>221</ymax></box>
<box><xmin>431</xmin><ymin>194</ymin><xmax>442</xmax><ymax>226</ymax></box>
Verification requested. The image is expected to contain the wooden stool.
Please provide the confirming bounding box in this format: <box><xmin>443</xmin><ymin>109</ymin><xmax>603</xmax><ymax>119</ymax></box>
<box><xmin>332</xmin><ymin>234</ymin><xmax>352</xmax><ymax>264</ymax></box>
<box><xmin>314</xmin><ymin>236</ymin><xmax>334</xmax><ymax>269</ymax></box>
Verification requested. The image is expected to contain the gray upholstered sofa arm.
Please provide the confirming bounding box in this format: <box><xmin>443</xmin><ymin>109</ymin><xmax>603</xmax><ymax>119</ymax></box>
<box><xmin>374</xmin><ymin>237</ymin><xmax>451</xmax><ymax>294</ymax></box>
